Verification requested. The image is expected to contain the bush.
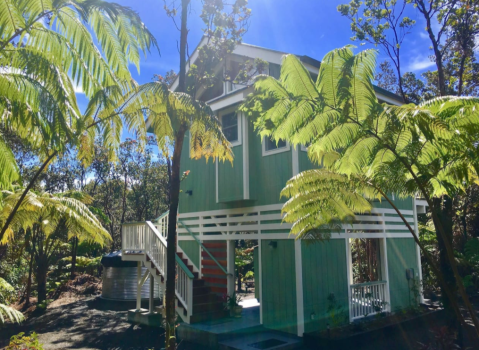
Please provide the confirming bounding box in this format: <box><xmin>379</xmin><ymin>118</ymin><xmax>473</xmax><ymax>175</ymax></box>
<box><xmin>6</xmin><ymin>332</ymin><xmax>43</xmax><ymax>350</ymax></box>
<box><xmin>0</xmin><ymin>278</ymin><xmax>16</xmax><ymax>305</ymax></box>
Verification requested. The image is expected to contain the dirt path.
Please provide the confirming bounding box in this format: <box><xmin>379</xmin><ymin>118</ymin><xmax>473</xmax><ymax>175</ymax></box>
<box><xmin>0</xmin><ymin>298</ymin><xmax>201</xmax><ymax>350</ymax></box>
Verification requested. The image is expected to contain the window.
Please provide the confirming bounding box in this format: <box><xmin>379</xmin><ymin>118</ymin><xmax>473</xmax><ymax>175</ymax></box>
<box><xmin>222</xmin><ymin>113</ymin><xmax>238</xmax><ymax>143</ymax></box>
<box><xmin>262</xmin><ymin>136</ymin><xmax>289</xmax><ymax>156</ymax></box>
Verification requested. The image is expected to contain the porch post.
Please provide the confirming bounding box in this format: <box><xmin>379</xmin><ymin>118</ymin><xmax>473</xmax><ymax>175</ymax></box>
<box><xmin>258</xmin><ymin>238</ymin><xmax>263</xmax><ymax>324</ymax></box>
<box><xmin>136</xmin><ymin>261</ymin><xmax>142</xmax><ymax>311</ymax></box>
<box><xmin>413</xmin><ymin>198</ymin><xmax>424</xmax><ymax>302</ymax></box>
<box><xmin>227</xmin><ymin>240</ymin><xmax>235</xmax><ymax>296</ymax></box>
<box><xmin>294</xmin><ymin>239</ymin><xmax>304</xmax><ymax>337</ymax></box>
<box><xmin>149</xmin><ymin>273</ymin><xmax>154</xmax><ymax>313</ymax></box>
<box><xmin>381</xmin><ymin>238</ymin><xmax>391</xmax><ymax>311</ymax></box>
<box><xmin>345</xmin><ymin>238</ymin><xmax>352</xmax><ymax>322</ymax></box>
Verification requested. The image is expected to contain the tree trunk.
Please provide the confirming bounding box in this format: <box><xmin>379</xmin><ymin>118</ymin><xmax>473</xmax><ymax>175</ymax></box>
<box><xmin>70</xmin><ymin>236</ymin><xmax>78</xmax><ymax>280</ymax></box>
<box><xmin>165</xmin><ymin>128</ymin><xmax>187</xmax><ymax>350</ymax></box>
<box><xmin>432</xmin><ymin>196</ymin><xmax>463</xmax><ymax>346</ymax></box>
<box><xmin>24</xmin><ymin>247</ymin><xmax>34</xmax><ymax>307</ymax></box>
<box><xmin>36</xmin><ymin>256</ymin><xmax>49</xmax><ymax>303</ymax></box>
<box><xmin>165</xmin><ymin>1</ymin><xmax>190</xmax><ymax>349</ymax></box>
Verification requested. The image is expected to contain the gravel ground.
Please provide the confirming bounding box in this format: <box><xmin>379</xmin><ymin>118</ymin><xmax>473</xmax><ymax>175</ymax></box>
<box><xmin>0</xmin><ymin>297</ymin><xmax>200</xmax><ymax>350</ymax></box>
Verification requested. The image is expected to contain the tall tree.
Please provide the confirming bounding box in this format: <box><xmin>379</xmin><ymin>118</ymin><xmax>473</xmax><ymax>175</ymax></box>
<box><xmin>1</xmin><ymin>189</ymin><xmax>110</xmax><ymax>301</ymax></box>
<box><xmin>241</xmin><ymin>48</ymin><xmax>479</xmax><ymax>342</ymax></box>
<box><xmin>122</xmin><ymin>1</ymin><xmax>251</xmax><ymax>348</ymax></box>
<box><xmin>338</xmin><ymin>0</ymin><xmax>416</xmax><ymax>102</ymax></box>
<box><xmin>0</xmin><ymin>0</ymin><xmax>158</xmax><ymax>243</ymax></box>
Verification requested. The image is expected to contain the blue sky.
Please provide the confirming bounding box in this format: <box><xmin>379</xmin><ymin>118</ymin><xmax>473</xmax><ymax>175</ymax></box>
<box><xmin>77</xmin><ymin>0</ymin><xmax>446</xmax><ymax>140</ymax></box>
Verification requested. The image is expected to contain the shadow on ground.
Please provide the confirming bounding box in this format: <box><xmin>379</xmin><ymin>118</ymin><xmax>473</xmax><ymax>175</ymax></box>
<box><xmin>0</xmin><ymin>297</ymin><xmax>203</xmax><ymax>350</ymax></box>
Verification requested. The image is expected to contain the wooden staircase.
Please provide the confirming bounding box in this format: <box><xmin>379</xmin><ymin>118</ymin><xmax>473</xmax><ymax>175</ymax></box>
<box><xmin>176</xmin><ymin>252</ymin><xmax>228</xmax><ymax>323</ymax></box>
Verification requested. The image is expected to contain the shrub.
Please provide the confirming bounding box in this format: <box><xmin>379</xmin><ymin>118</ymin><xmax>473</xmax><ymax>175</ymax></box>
<box><xmin>7</xmin><ymin>332</ymin><xmax>43</xmax><ymax>350</ymax></box>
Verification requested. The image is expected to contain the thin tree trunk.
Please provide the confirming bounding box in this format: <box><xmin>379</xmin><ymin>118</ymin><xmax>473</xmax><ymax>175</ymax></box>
<box><xmin>165</xmin><ymin>1</ymin><xmax>190</xmax><ymax>349</ymax></box>
<box><xmin>165</xmin><ymin>128</ymin><xmax>186</xmax><ymax>350</ymax></box>
<box><xmin>36</xmin><ymin>256</ymin><xmax>48</xmax><ymax>303</ymax></box>
<box><xmin>24</xmin><ymin>247</ymin><xmax>34</xmax><ymax>307</ymax></box>
<box><xmin>432</xmin><ymin>196</ymin><xmax>463</xmax><ymax>345</ymax></box>
<box><xmin>0</xmin><ymin>151</ymin><xmax>57</xmax><ymax>243</ymax></box>
<box><xmin>71</xmin><ymin>236</ymin><xmax>78</xmax><ymax>280</ymax></box>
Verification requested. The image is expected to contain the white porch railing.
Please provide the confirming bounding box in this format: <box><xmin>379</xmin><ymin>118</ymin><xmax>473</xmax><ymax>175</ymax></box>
<box><xmin>350</xmin><ymin>281</ymin><xmax>388</xmax><ymax>319</ymax></box>
<box><xmin>122</xmin><ymin>220</ymin><xmax>194</xmax><ymax>322</ymax></box>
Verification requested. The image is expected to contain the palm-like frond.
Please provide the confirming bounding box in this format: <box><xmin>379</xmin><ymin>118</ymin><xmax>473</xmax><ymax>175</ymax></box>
<box><xmin>0</xmin><ymin>189</ymin><xmax>111</xmax><ymax>245</ymax></box>
<box><xmin>121</xmin><ymin>81</ymin><xmax>234</xmax><ymax>163</ymax></box>
<box><xmin>0</xmin><ymin>0</ymin><xmax>159</xmax><ymax>174</ymax></box>
<box><xmin>0</xmin><ymin>303</ymin><xmax>24</xmax><ymax>325</ymax></box>
<box><xmin>243</xmin><ymin>46</ymin><xmax>479</xmax><ymax>238</ymax></box>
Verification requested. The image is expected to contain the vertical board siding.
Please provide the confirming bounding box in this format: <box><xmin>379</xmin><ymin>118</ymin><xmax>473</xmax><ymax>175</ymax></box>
<box><xmin>298</xmin><ymin>150</ymin><xmax>317</xmax><ymax>172</ymax></box>
<box><xmin>301</xmin><ymin>240</ymin><xmax>349</xmax><ymax>333</ymax></box>
<box><xmin>179</xmin><ymin>133</ymin><xmax>217</xmax><ymax>213</ymax></box>
<box><xmin>179</xmin><ymin>240</ymin><xmax>200</xmax><ymax>269</ymax></box>
<box><xmin>373</xmin><ymin>196</ymin><xmax>413</xmax><ymax>211</ymax></box>
<box><xmin>248</xmin><ymin>122</ymin><xmax>292</xmax><ymax>205</ymax></box>
<box><xmin>387</xmin><ymin>238</ymin><xmax>419</xmax><ymax>311</ymax></box>
<box><xmin>261</xmin><ymin>239</ymin><xmax>297</xmax><ymax>335</ymax></box>
<box><xmin>254</xmin><ymin>246</ymin><xmax>260</xmax><ymax>300</ymax></box>
<box><xmin>218</xmin><ymin>146</ymin><xmax>243</xmax><ymax>202</ymax></box>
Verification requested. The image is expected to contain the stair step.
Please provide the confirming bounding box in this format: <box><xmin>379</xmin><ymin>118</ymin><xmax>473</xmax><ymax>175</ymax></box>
<box><xmin>189</xmin><ymin>310</ymin><xmax>229</xmax><ymax>323</ymax></box>
<box><xmin>202</xmin><ymin>251</ymin><xmax>227</xmax><ymax>259</ymax></box>
<box><xmin>202</xmin><ymin>242</ymin><xmax>226</xmax><ymax>249</ymax></box>
<box><xmin>202</xmin><ymin>259</ymin><xmax>227</xmax><ymax>267</ymax></box>
<box><xmin>203</xmin><ymin>276</ymin><xmax>227</xmax><ymax>285</ymax></box>
<box><xmin>193</xmin><ymin>286</ymin><xmax>210</xmax><ymax>295</ymax></box>
<box><xmin>192</xmin><ymin>301</ymin><xmax>225</xmax><ymax>313</ymax></box>
<box><xmin>193</xmin><ymin>293</ymin><xmax>221</xmax><ymax>304</ymax></box>
<box><xmin>193</xmin><ymin>279</ymin><xmax>205</xmax><ymax>287</ymax></box>
<box><xmin>202</xmin><ymin>268</ymin><xmax>227</xmax><ymax>276</ymax></box>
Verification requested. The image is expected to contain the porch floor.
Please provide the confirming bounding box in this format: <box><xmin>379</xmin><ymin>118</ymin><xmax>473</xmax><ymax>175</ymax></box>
<box><xmin>177</xmin><ymin>305</ymin><xmax>302</xmax><ymax>350</ymax></box>
<box><xmin>180</xmin><ymin>305</ymin><xmax>261</xmax><ymax>336</ymax></box>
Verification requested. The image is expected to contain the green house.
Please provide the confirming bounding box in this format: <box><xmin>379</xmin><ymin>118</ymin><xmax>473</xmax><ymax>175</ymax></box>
<box><xmin>121</xmin><ymin>39</ymin><xmax>427</xmax><ymax>338</ymax></box>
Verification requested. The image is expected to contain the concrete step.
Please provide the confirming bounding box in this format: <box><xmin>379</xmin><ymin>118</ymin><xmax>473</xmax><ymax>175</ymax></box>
<box><xmin>218</xmin><ymin>331</ymin><xmax>302</xmax><ymax>350</ymax></box>
<box><xmin>189</xmin><ymin>309</ymin><xmax>229</xmax><ymax>323</ymax></box>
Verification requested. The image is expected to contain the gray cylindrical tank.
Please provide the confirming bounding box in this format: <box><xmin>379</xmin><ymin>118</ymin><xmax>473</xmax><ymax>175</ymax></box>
<box><xmin>101</xmin><ymin>251</ymin><xmax>160</xmax><ymax>300</ymax></box>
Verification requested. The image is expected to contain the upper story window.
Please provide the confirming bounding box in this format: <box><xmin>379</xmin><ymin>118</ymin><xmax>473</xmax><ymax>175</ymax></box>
<box><xmin>262</xmin><ymin>136</ymin><xmax>290</xmax><ymax>156</ymax></box>
<box><xmin>220</xmin><ymin>111</ymin><xmax>242</xmax><ymax>147</ymax></box>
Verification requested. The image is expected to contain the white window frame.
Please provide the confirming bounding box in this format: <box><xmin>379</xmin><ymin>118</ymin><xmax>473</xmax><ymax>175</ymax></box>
<box><xmin>262</xmin><ymin>136</ymin><xmax>290</xmax><ymax>156</ymax></box>
<box><xmin>300</xmin><ymin>144</ymin><xmax>308</xmax><ymax>152</ymax></box>
<box><xmin>219</xmin><ymin>107</ymin><xmax>242</xmax><ymax>147</ymax></box>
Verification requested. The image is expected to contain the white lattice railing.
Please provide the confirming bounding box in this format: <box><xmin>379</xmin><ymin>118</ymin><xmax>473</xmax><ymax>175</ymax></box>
<box><xmin>176</xmin><ymin>204</ymin><xmax>416</xmax><ymax>239</ymax></box>
<box><xmin>122</xmin><ymin>220</ymin><xmax>194</xmax><ymax>322</ymax></box>
<box><xmin>350</xmin><ymin>281</ymin><xmax>388</xmax><ymax>319</ymax></box>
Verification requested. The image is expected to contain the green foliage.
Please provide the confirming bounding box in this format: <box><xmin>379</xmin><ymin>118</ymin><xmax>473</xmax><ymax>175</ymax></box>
<box><xmin>0</xmin><ymin>303</ymin><xmax>24</xmax><ymax>325</ymax></box>
<box><xmin>242</xmin><ymin>46</ymin><xmax>479</xmax><ymax>240</ymax></box>
<box><xmin>7</xmin><ymin>332</ymin><xmax>43</xmax><ymax>350</ymax></box>
<box><xmin>326</xmin><ymin>293</ymin><xmax>348</xmax><ymax>329</ymax></box>
<box><xmin>0</xmin><ymin>0</ymin><xmax>158</xmax><ymax>164</ymax></box>
<box><xmin>0</xmin><ymin>278</ymin><xmax>16</xmax><ymax>305</ymax></box>
<box><xmin>465</xmin><ymin>238</ymin><xmax>479</xmax><ymax>268</ymax></box>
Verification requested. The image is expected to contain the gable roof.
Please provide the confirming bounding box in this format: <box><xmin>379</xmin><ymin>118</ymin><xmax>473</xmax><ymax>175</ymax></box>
<box><xmin>169</xmin><ymin>38</ymin><xmax>404</xmax><ymax>105</ymax></box>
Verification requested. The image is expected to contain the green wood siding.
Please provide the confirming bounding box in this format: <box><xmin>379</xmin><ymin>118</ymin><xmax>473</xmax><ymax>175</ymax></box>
<box><xmin>179</xmin><ymin>133</ymin><xmax>217</xmax><ymax>213</ymax></box>
<box><xmin>302</xmin><ymin>240</ymin><xmax>349</xmax><ymax>333</ymax></box>
<box><xmin>254</xmin><ymin>247</ymin><xmax>260</xmax><ymax>300</ymax></box>
<box><xmin>261</xmin><ymin>239</ymin><xmax>297</xmax><ymax>335</ymax></box>
<box><xmin>179</xmin><ymin>240</ymin><xmax>200</xmax><ymax>269</ymax></box>
<box><xmin>248</xmin><ymin>121</ymin><xmax>292</xmax><ymax>205</ymax></box>
<box><xmin>298</xmin><ymin>150</ymin><xmax>317</xmax><ymax>172</ymax></box>
<box><xmin>387</xmin><ymin>238</ymin><xmax>419</xmax><ymax>311</ymax></box>
<box><xmin>373</xmin><ymin>196</ymin><xmax>413</xmax><ymax>211</ymax></box>
<box><xmin>218</xmin><ymin>146</ymin><xmax>243</xmax><ymax>202</ymax></box>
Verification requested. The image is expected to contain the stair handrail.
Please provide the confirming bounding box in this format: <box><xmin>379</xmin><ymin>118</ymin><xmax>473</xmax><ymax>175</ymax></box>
<box><xmin>145</xmin><ymin>221</ymin><xmax>194</xmax><ymax>279</ymax></box>
<box><xmin>178</xmin><ymin>220</ymin><xmax>231</xmax><ymax>276</ymax></box>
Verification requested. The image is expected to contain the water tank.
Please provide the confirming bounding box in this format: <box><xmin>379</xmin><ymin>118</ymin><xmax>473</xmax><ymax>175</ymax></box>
<box><xmin>101</xmin><ymin>251</ymin><xmax>160</xmax><ymax>300</ymax></box>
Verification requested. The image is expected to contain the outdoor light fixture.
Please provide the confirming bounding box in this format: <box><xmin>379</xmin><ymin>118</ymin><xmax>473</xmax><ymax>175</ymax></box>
<box><xmin>185</xmin><ymin>190</ymin><xmax>193</xmax><ymax>196</ymax></box>
<box><xmin>268</xmin><ymin>241</ymin><xmax>277</xmax><ymax>249</ymax></box>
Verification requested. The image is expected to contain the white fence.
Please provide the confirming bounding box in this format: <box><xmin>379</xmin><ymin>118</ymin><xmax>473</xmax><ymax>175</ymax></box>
<box><xmin>350</xmin><ymin>281</ymin><xmax>388</xmax><ymax>319</ymax></box>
